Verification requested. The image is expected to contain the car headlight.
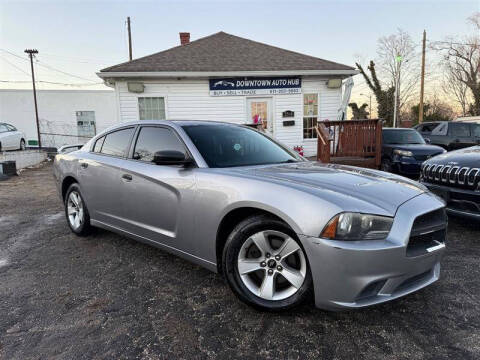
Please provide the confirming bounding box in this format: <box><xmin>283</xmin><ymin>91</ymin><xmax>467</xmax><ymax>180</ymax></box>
<box><xmin>320</xmin><ymin>213</ymin><xmax>393</xmax><ymax>240</ymax></box>
<box><xmin>393</xmin><ymin>149</ymin><xmax>413</xmax><ymax>157</ymax></box>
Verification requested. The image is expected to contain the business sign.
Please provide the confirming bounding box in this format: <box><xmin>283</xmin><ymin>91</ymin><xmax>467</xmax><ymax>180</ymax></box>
<box><xmin>209</xmin><ymin>77</ymin><xmax>301</xmax><ymax>96</ymax></box>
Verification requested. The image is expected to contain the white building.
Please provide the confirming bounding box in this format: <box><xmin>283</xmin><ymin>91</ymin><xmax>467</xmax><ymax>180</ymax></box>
<box><xmin>98</xmin><ymin>32</ymin><xmax>357</xmax><ymax>157</ymax></box>
<box><xmin>0</xmin><ymin>89</ymin><xmax>116</xmax><ymax>148</ymax></box>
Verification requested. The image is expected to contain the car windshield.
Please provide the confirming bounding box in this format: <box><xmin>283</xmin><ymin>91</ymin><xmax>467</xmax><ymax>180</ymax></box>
<box><xmin>182</xmin><ymin>123</ymin><xmax>302</xmax><ymax>168</ymax></box>
<box><xmin>383</xmin><ymin>129</ymin><xmax>425</xmax><ymax>144</ymax></box>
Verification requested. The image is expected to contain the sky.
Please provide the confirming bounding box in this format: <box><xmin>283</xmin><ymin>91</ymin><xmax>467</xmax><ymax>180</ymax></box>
<box><xmin>0</xmin><ymin>0</ymin><xmax>478</xmax><ymax>113</ymax></box>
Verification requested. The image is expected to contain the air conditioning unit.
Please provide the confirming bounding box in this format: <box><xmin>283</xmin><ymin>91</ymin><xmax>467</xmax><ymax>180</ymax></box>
<box><xmin>327</xmin><ymin>79</ymin><xmax>342</xmax><ymax>89</ymax></box>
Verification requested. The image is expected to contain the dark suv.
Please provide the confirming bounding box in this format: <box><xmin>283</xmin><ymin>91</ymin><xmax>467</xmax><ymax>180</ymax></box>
<box><xmin>381</xmin><ymin>128</ymin><xmax>445</xmax><ymax>177</ymax></box>
<box><xmin>414</xmin><ymin>121</ymin><xmax>480</xmax><ymax>150</ymax></box>
<box><xmin>420</xmin><ymin>146</ymin><xmax>480</xmax><ymax>220</ymax></box>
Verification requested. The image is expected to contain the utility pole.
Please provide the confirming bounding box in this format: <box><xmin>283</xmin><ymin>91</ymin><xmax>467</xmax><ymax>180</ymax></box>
<box><xmin>24</xmin><ymin>49</ymin><xmax>41</xmax><ymax>148</ymax></box>
<box><xmin>127</xmin><ymin>17</ymin><xmax>133</xmax><ymax>61</ymax></box>
<box><xmin>419</xmin><ymin>30</ymin><xmax>426</xmax><ymax>124</ymax></box>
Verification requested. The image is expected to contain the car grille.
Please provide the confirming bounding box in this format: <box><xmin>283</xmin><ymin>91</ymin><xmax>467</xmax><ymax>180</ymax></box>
<box><xmin>407</xmin><ymin>208</ymin><xmax>447</xmax><ymax>257</ymax></box>
<box><xmin>421</xmin><ymin>163</ymin><xmax>480</xmax><ymax>190</ymax></box>
<box><xmin>414</xmin><ymin>153</ymin><xmax>441</xmax><ymax>161</ymax></box>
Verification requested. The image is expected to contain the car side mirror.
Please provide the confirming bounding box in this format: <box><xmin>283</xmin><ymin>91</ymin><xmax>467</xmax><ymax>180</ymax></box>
<box><xmin>153</xmin><ymin>150</ymin><xmax>193</xmax><ymax>166</ymax></box>
<box><xmin>425</xmin><ymin>138</ymin><xmax>431</xmax><ymax>143</ymax></box>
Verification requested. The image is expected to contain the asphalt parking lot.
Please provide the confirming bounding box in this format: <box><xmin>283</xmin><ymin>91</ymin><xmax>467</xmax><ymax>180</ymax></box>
<box><xmin>1</xmin><ymin>163</ymin><xmax>479</xmax><ymax>360</ymax></box>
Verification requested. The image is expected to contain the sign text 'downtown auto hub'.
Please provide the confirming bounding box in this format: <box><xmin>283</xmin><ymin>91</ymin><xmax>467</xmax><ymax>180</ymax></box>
<box><xmin>209</xmin><ymin>77</ymin><xmax>302</xmax><ymax>96</ymax></box>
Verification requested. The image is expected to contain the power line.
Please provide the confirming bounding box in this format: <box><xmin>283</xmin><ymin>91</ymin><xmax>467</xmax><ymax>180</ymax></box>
<box><xmin>35</xmin><ymin>61</ymin><xmax>98</xmax><ymax>83</ymax></box>
<box><xmin>0</xmin><ymin>48</ymin><xmax>99</xmax><ymax>82</ymax></box>
<box><xmin>427</xmin><ymin>39</ymin><xmax>479</xmax><ymax>47</ymax></box>
<box><xmin>0</xmin><ymin>56</ymin><xmax>31</xmax><ymax>76</ymax></box>
<box><xmin>0</xmin><ymin>80</ymin><xmax>103</xmax><ymax>86</ymax></box>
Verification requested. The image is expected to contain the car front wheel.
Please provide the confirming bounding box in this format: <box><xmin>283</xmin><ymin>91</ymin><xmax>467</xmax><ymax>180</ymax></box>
<box><xmin>65</xmin><ymin>183</ymin><xmax>91</xmax><ymax>236</ymax></box>
<box><xmin>222</xmin><ymin>215</ymin><xmax>312</xmax><ymax>311</ymax></box>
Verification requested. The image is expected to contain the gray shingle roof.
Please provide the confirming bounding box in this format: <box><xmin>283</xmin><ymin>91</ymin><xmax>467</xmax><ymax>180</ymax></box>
<box><xmin>100</xmin><ymin>32</ymin><xmax>355</xmax><ymax>73</ymax></box>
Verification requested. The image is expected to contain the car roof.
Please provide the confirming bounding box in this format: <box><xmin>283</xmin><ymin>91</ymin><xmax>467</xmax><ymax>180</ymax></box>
<box><xmin>382</xmin><ymin>127</ymin><xmax>416</xmax><ymax>131</ymax></box>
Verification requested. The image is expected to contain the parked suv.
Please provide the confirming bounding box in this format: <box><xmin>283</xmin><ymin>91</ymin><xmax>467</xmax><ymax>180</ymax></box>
<box><xmin>381</xmin><ymin>128</ymin><xmax>445</xmax><ymax>177</ymax></box>
<box><xmin>414</xmin><ymin>121</ymin><xmax>480</xmax><ymax>151</ymax></box>
<box><xmin>420</xmin><ymin>145</ymin><xmax>480</xmax><ymax>220</ymax></box>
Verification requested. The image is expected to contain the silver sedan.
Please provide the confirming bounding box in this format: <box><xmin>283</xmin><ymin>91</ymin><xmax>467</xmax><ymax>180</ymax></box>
<box><xmin>53</xmin><ymin>120</ymin><xmax>447</xmax><ymax>311</ymax></box>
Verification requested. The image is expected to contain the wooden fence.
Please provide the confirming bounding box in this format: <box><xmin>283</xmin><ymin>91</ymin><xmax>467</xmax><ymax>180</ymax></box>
<box><xmin>316</xmin><ymin>119</ymin><xmax>382</xmax><ymax>169</ymax></box>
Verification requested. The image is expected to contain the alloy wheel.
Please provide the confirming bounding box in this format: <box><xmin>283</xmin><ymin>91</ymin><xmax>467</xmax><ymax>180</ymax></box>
<box><xmin>237</xmin><ymin>230</ymin><xmax>307</xmax><ymax>301</ymax></box>
<box><xmin>67</xmin><ymin>191</ymin><xmax>84</xmax><ymax>230</ymax></box>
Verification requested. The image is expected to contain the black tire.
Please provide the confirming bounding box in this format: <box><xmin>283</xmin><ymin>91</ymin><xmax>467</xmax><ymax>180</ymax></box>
<box><xmin>64</xmin><ymin>183</ymin><xmax>92</xmax><ymax>236</ymax></box>
<box><xmin>222</xmin><ymin>215</ymin><xmax>312</xmax><ymax>311</ymax></box>
<box><xmin>20</xmin><ymin>139</ymin><xmax>26</xmax><ymax>150</ymax></box>
<box><xmin>381</xmin><ymin>158</ymin><xmax>392</xmax><ymax>173</ymax></box>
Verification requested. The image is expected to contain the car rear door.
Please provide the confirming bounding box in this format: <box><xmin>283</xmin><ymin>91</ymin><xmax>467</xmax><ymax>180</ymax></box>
<box><xmin>449</xmin><ymin>123</ymin><xmax>475</xmax><ymax>150</ymax></box>
<box><xmin>117</xmin><ymin>125</ymin><xmax>197</xmax><ymax>249</ymax></box>
<box><xmin>78</xmin><ymin>126</ymin><xmax>136</xmax><ymax>229</ymax></box>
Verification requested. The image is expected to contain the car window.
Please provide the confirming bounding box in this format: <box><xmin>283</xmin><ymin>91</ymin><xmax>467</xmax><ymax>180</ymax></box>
<box><xmin>132</xmin><ymin>126</ymin><xmax>186</xmax><ymax>162</ymax></box>
<box><xmin>182</xmin><ymin>123</ymin><xmax>301</xmax><ymax>168</ymax></box>
<box><xmin>418</xmin><ymin>123</ymin><xmax>439</xmax><ymax>133</ymax></box>
<box><xmin>6</xmin><ymin>124</ymin><xmax>16</xmax><ymax>131</ymax></box>
<box><xmin>472</xmin><ymin>124</ymin><xmax>480</xmax><ymax>137</ymax></box>
<box><xmin>100</xmin><ymin>128</ymin><xmax>135</xmax><ymax>157</ymax></box>
<box><xmin>431</xmin><ymin>123</ymin><xmax>448</xmax><ymax>135</ymax></box>
<box><xmin>382</xmin><ymin>129</ymin><xmax>425</xmax><ymax>144</ymax></box>
<box><xmin>0</xmin><ymin>124</ymin><xmax>7</xmax><ymax>133</ymax></box>
<box><xmin>450</xmin><ymin>123</ymin><xmax>471</xmax><ymax>137</ymax></box>
<box><xmin>93</xmin><ymin>136</ymin><xmax>105</xmax><ymax>153</ymax></box>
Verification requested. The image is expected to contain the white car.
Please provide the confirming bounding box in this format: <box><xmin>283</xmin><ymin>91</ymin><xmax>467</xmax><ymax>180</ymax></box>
<box><xmin>0</xmin><ymin>123</ymin><xmax>26</xmax><ymax>151</ymax></box>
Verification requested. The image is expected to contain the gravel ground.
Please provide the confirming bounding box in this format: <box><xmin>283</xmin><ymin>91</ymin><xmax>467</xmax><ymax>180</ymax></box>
<box><xmin>0</xmin><ymin>163</ymin><xmax>479</xmax><ymax>360</ymax></box>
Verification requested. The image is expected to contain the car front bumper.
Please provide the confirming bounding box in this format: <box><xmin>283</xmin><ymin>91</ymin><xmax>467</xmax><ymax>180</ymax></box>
<box><xmin>392</xmin><ymin>156</ymin><xmax>423</xmax><ymax>177</ymax></box>
<box><xmin>422</xmin><ymin>181</ymin><xmax>480</xmax><ymax>220</ymax></box>
<box><xmin>299</xmin><ymin>193</ymin><xmax>446</xmax><ymax>310</ymax></box>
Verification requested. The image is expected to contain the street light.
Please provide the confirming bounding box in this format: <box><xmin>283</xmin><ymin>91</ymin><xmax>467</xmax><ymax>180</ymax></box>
<box><xmin>359</xmin><ymin>93</ymin><xmax>372</xmax><ymax>119</ymax></box>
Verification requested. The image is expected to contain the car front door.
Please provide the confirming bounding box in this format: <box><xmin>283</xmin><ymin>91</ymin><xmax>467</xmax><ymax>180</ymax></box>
<box><xmin>5</xmin><ymin>124</ymin><xmax>21</xmax><ymax>149</ymax></box>
<box><xmin>78</xmin><ymin>126</ymin><xmax>136</xmax><ymax>229</ymax></box>
<box><xmin>118</xmin><ymin>125</ymin><xmax>197</xmax><ymax>249</ymax></box>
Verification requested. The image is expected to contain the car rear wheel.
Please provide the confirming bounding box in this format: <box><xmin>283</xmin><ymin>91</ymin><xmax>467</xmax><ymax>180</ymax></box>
<box><xmin>222</xmin><ymin>215</ymin><xmax>312</xmax><ymax>311</ymax></box>
<box><xmin>20</xmin><ymin>139</ymin><xmax>26</xmax><ymax>150</ymax></box>
<box><xmin>65</xmin><ymin>183</ymin><xmax>91</xmax><ymax>236</ymax></box>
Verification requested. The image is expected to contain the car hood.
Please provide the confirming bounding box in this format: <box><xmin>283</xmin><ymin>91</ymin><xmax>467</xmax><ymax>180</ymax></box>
<box><xmin>228</xmin><ymin>161</ymin><xmax>426</xmax><ymax>215</ymax></box>
<box><xmin>424</xmin><ymin>145</ymin><xmax>480</xmax><ymax>167</ymax></box>
<box><xmin>389</xmin><ymin>143</ymin><xmax>445</xmax><ymax>154</ymax></box>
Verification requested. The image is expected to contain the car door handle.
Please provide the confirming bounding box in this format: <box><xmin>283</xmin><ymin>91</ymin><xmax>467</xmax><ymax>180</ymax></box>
<box><xmin>122</xmin><ymin>174</ymin><xmax>132</xmax><ymax>181</ymax></box>
<box><xmin>80</xmin><ymin>162</ymin><xmax>88</xmax><ymax>169</ymax></box>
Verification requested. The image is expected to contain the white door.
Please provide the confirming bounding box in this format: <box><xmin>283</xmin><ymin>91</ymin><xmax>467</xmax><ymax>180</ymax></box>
<box><xmin>247</xmin><ymin>98</ymin><xmax>273</xmax><ymax>136</ymax></box>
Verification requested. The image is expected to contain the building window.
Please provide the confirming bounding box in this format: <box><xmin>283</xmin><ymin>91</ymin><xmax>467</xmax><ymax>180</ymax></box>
<box><xmin>76</xmin><ymin>111</ymin><xmax>96</xmax><ymax>138</ymax></box>
<box><xmin>139</xmin><ymin>97</ymin><xmax>166</xmax><ymax>120</ymax></box>
<box><xmin>303</xmin><ymin>94</ymin><xmax>318</xmax><ymax>139</ymax></box>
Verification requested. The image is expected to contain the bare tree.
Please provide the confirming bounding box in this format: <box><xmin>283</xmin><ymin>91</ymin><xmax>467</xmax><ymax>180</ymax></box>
<box><xmin>442</xmin><ymin>67</ymin><xmax>471</xmax><ymax>116</ymax></box>
<box><xmin>376</xmin><ymin>29</ymin><xmax>419</xmax><ymax>112</ymax></box>
<box><xmin>434</xmin><ymin>13</ymin><xmax>480</xmax><ymax>115</ymax></box>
